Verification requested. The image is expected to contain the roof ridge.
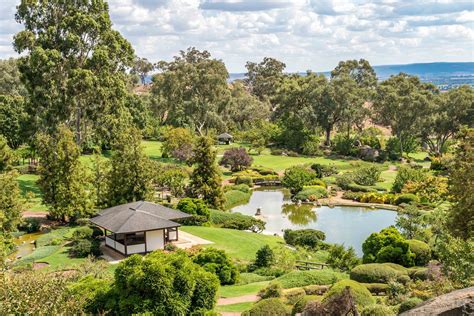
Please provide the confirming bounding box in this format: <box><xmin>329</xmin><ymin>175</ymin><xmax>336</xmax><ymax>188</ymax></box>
<box><xmin>115</xmin><ymin>210</ymin><xmax>137</xmax><ymax>233</ymax></box>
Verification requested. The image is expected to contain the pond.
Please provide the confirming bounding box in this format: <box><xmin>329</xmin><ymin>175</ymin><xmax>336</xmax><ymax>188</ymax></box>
<box><xmin>231</xmin><ymin>190</ymin><xmax>398</xmax><ymax>256</ymax></box>
<box><xmin>7</xmin><ymin>231</ymin><xmax>43</xmax><ymax>262</ymax></box>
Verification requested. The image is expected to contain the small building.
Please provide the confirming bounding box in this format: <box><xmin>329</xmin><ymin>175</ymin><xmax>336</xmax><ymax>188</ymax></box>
<box><xmin>90</xmin><ymin>201</ymin><xmax>192</xmax><ymax>256</ymax></box>
<box><xmin>217</xmin><ymin>132</ymin><xmax>233</xmax><ymax>145</ymax></box>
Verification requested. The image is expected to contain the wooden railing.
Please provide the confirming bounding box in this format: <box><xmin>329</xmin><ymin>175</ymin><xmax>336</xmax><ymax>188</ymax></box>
<box><xmin>295</xmin><ymin>260</ymin><xmax>329</xmax><ymax>270</ymax></box>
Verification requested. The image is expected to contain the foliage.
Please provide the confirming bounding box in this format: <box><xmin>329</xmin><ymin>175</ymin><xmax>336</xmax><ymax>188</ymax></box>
<box><xmin>107</xmin><ymin>125</ymin><xmax>154</xmax><ymax>206</ymax></box>
<box><xmin>385</xmin><ymin>136</ymin><xmax>419</xmax><ymax>159</ymax></box>
<box><xmin>302</xmin><ymin>135</ymin><xmax>322</xmax><ymax>156</ymax></box>
<box><xmin>226</xmin><ymin>184</ymin><xmax>251</xmax><ymax>193</ymax></box>
<box><xmin>284</xmin><ymin>288</ymin><xmax>306</xmax><ymax>305</ymax></box>
<box><xmin>152</xmin><ymin>48</ymin><xmax>230</xmax><ymax>133</ymax></box>
<box><xmin>283</xmin><ymin>229</ymin><xmax>326</xmax><ymax>249</ymax></box>
<box><xmin>275</xmin><ymin>270</ymin><xmax>347</xmax><ymax>288</ymax></box>
<box><xmin>396</xmin><ymin>205</ymin><xmax>430</xmax><ymax>240</ymax></box>
<box><xmin>237</xmin><ymin>273</ymin><xmax>274</xmax><ymax>285</ymax></box>
<box><xmin>0</xmin><ymin>136</ymin><xmax>13</xmax><ymax>172</ymax></box>
<box><xmin>323</xmin><ymin>279</ymin><xmax>375</xmax><ymax>308</ymax></box>
<box><xmin>70</xmin><ymin>239</ymin><xmax>100</xmax><ymax>258</ymax></box>
<box><xmin>0</xmin><ymin>171</ymin><xmax>23</xmax><ymax>260</ymax></box>
<box><xmin>407</xmin><ymin>239</ymin><xmax>431</xmax><ymax>266</ymax></box>
<box><xmin>19</xmin><ymin>217</ymin><xmax>41</xmax><ymax>233</ymax></box>
<box><xmin>227</xmin><ymin>83</ymin><xmax>270</xmax><ymax>130</ymax></box>
<box><xmin>189</xmin><ymin>137</ymin><xmax>224</xmax><ymax>209</ymax></box>
<box><xmin>293</xmin><ymin>186</ymin><xmax>328</xmax><ymax>201</ymax></box>
<box><xmin>447</xmin><ymin>128</ymin><xmax>474</xmax><ymax>239</ymax></box>
<box><xmin>220</xmin><ymin>147</ymin><xmax>253</xmax><ymax>172</ymax></box>
<box><xmin>391</xmin><ymin>166</ymin><xmax>427</xmax><ymax>193</ymax></box>
<box><xmin>0</xmin><ymin>58</ymin><xmax>27</xmax><ymax>96</ymax></box>
<box><xmin>311</xmin><ymin>163</ymin><xmax>339</xmax><ymax>178</ymax></box>
<box><xmin>209</xmin><ymin>209</ymin><xmax>265</xmax><ymax>233</ymax></box>
<box><xmin>258</xmin><ymin>282</ymin><xmax>283</xmax><ymax>299</ymax></box>
<box><xmin>361</xmin><ymin>304</ymin><xmax>395</xmax><ymax>316</ymax></box>
<box><xmin>255</xmin><ymin>245</ymin><xmax>275</xmax><ymax>268</ymax></box>
<box><xmin>0</xmin><ymin>95</ymin><xmax>27</xmax><ymax>149</ymax></box>
<box><xmin>36</xmin><ymin>126</ymin><xmax>94</xmax><ymax>221</ymax></box>
<box><xmin>292</xmin><ymin>295</ymin><xmax>318</xmax><ymax>315</ymax></box>
<box><xmin>14</xmin><ymin>0</ymin><xmax>134</xmax><ymax>145</ymax></box>
<box><xmin>402</xmin><ymin>175</ymin><xmax>448</xmax><ymax>203</ymax></box>
<box><xmin>352</xmin><ymin>165</ymin><xmax>381</xmax><ymax>186</ymax></box>
<box><xmin>349</xmin><ymin>263</ymin><xmax>408</xmax><ymax>284</ymax></box>
<box><xmin>131</xmin><ymin>57</ymin><xmax>154</xmax><ymax>85</ymax></box>
<box><xmin>193</xmin><ymin>248</ymin><xmax>239</xmax><ymax>285</ymax></box>
<box><xmin>72</xmin><ymin>227</ymin><xmax>94</xmax><ymax>241</ymax></box>
<box><xmin>154</xmin><ymin>164</ymin><xmax>189</xmax><ymax>197</ymax></box>
<box><xmin>108</xmin><ymin>251</ymin><xmax>219</xmax><ymax>314</ymax></box>
<box><xmin>362</xmin><ymin>226</ymin><xmax>415</xmax><ymax>267</ymax></box>
<box><xmin>177</xmin><ymin>198</ymin><xmax>210</xmax><ymax>222</ymax></box>
<box><xmin>282</xmin><ymin>165</ymin><xmax>317</xmax><ymax>194</ymax></box>
<box><xmin>223</xmin><ymin>190</ymin><xmax>251</xmax><ymax>210</ymax></box>
<box><xmin>244</xmin><ymin>57</ymin><xmax>286</xmax><ymax>103</ymax></box>
<box><xmin>241</xmin><ymin>298</ymin><xmax>290</xmax><ymax>316</ymax></box>
<box><xmin>398</xmin><ymin>297</ymin><xmax>423</xmax><ymax>313</ymax></box>
<box><xmin>161</xmin><ymin>127</ymin><xmax>195</xmax><ymax>163</ymax></box>
<box><xmin>394</xmin><ymin>193</ymin><xmax>419</xmax><ymax>205</ymax></box>
<box><xmin>327</xmin><ymin>244</ymin><xmax>361</xmax><ymax>272</ymax></box>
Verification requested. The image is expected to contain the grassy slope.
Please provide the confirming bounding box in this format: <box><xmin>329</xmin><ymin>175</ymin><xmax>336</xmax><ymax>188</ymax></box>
<box><xmin>17</xmin><ymin>174</ymin><xmax>47</xmax><ymax>212</ymax></box>
<box><xmin>180</xmin><ymin>226</ymin><xmax>284</xmax><ymax>262</ymax></box>
<box><xmin>219</xmin><ymin>281</ymin><xmax>270</xmax><ymax>298</ymax></box>
<box><xmin>216</xmin><ymin>302</ymin><xmax>254</xmax><ymax>313</ymax></box>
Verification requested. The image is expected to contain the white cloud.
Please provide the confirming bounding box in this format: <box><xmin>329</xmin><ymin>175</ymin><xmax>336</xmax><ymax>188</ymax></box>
<box><xmin>0</xmin><ymin>0</ymin><xmax>472</xmax><ymax>72</ymax></box>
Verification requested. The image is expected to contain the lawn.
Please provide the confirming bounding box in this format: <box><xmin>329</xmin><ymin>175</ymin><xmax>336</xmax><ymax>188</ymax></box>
<box><xmin>216</xmin><ymin>302</ymin><xmax>254</xmax><ymax>313</ymax></box>
<box><xmin>219</xmin><ymin>281</ymin><xmax>270</xmax><ymax>298</ymax></box>
<box><xmin>180</xmin><ymin>226</ymin><xmax>284</xmax><ymax>262</ymax></box>
<box><xmin>17</xmin><ymin>174</ymin><xmax>47</xmax><ymax>212</ymax></box>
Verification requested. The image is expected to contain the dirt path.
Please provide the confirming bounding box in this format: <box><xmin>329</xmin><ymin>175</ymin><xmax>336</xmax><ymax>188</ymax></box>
<box><xmin>217</xmin><ymin>294</ymin><xmax>259</xmax><ymax>306</ymax></box>
<box><xmin>319</xmin><ymin>190</ymin><xmax>398</xmax><ymax>211</ymax></box>
<box><xmin>22</xmin><ymin>211</ymin><xmax>48</xmax><ymax>218</ymax></box>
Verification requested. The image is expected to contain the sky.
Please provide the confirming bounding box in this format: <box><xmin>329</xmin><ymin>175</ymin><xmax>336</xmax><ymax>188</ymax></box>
<box><xmin>0</xmin><ymin>0</ymin><xmax>473</xmax><ymax>72</ymax></box>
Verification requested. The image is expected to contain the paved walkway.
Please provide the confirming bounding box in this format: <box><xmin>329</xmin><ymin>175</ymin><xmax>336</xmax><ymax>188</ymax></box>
<box><xmin>217</xmin><ymin>294</ymin><xmax>259</xmax><ymax>306</ymax></box>
<box><xmin>172</xmin><ymin>231</ymin><xmax>213</xmax><ymax>249</ymax></box>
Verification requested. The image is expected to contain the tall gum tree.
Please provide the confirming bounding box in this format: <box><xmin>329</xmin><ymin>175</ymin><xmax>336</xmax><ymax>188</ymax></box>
<box><xmin>14</xmin><ymin>0</ymin><xmax>134</xmax><ymax>145</ymax></box>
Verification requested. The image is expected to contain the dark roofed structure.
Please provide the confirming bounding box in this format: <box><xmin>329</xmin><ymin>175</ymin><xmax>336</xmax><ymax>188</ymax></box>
<box><xmin>90</xmin><ymin>201</ymin><xmax>192</xmax><ymax>255</ymax></box>
<box><xmin>217</xmin><ymin>132</ymin><xmax>233</xmax><ymax>144</ymax></box>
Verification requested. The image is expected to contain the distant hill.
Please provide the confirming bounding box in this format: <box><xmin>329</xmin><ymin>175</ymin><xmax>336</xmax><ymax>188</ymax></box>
<box><xmin>229</xmin><ymin>62</ymin><xmax>474</xmax><ymax>90</ymax></box>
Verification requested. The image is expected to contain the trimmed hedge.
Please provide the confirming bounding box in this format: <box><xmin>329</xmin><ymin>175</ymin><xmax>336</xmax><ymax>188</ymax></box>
<box><xmin>399</xmin><ymin>297</ymin><xmax>423</xmax><ymax>313</ymax></box>
<box><xmin>283</xmin><ymin>229</ymin><xmax>326</xmax><ymax>249</ymax></box>
<box><xmin>242</xmin><ymin>298</ymin><xmax>291</xmax><ymax>316</ymax></box>
<box><xmin>361</xmin><ymin>283</ymin><xmax>389</xmax><ymax>295</ymax></box>
<box><xmin>294</xmin><ymin>186</ymin><xmax>328</xmax><ymax>201</ymax></box>
<box><xmin>276</xmin><ymin>270</ymin><xmax>348</xmax><ymax>289</ymax></box>
<box><xmin>350</xmin><ymin>263</ymin><xmax>408</xmax><ymax>284</ymax></box>
<box><xmin>223</xmin><ymin>190</ymin><xmax>251</xmax><ymax>210</ymax></box>
<box><xmin>284</xmin><ymin>288</ymin><xmax>306</xmax><ymax>305</ymax></box>
<box><xmin>407</xmin><ymin>239</ymin><xmax>431</xmax><ymax>266</ymax></box>
<box><xmin>394</xmin><ymin>193</ymin><xmax>419</xmax><ymax>205</ymax></box>
<box><xmin>292</xmin><ymin>295</ymin><xmax>319</xmax><ymax>315</ymax></box>
<box><xmin>209</xmin><ymin>209</ymin><xmax>265</xmax><ymax>232</ymax></box>
<box><xmin>361</xmin><ymin>304</ymin><xmax>395</xmax><ymax>316</ymax></box>
<box><xmin>323</xmin><ymin>280</ymin><xmax>375</xmax><ymax>308</ymax></box>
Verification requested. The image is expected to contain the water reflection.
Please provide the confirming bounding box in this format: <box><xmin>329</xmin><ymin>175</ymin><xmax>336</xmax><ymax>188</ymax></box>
<box><xmin>281</xmin><ymin>204</ymin><xmax>317</xmax><ymax>225</ymax></box>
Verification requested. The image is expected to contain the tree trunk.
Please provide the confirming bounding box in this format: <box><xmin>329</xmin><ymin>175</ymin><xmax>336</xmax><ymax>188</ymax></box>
<box><xmin>76</xmin><ymin>108</ymin><xmax>82</xmax><ymax>146</ymax></box>
<box><xmin>325</xmin><ymin>126</ymin><xmax>332</xmax><ymax>146</ymax></box>
<box><xmin>398</xmin><ymin>132</ymin><xmax>404</xmax><ymax>158</ymax></box>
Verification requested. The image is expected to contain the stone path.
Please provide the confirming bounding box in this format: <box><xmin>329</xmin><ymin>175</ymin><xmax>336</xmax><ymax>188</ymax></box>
<box><xmin>217</xmin><ymin>294</ymin><xmax>259</xmax><ymax>306</ymax></box>
<box><xmin>172</xmin><ymin>230</ymin><xmax>213</xmax><ymax>249</ymax></box>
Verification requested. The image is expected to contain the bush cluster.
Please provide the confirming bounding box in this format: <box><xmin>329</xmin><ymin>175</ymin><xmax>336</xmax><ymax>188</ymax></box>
<box><xmin>209</xmin><ymin>209</ymin><xmax>265</xmax><ymax>232</ymax></box>
<box><xmin>275</xmin><ymin>269</ymin><xmax>347</xmax><ymax>288</ymax></box>
<box><xmin>310</xmin><ymin>163</ymin><xmax>339</xmax><ymax>178</ymax></box>
<box><xmin>407</xmin><ymin>239</ymin><xmax>431</xmax><ymax>266</ymax></box>
<box><xmin>258</xmin><ymin>282</ymin><xmax>283</xmax><ymax>299</ymax></box>
<box><xmin>193</xmin><ymin>247</ymin><xmax>239</xmax><ymax>285</ymax></box>
<box><xmin>353</xmin><ymin>166</ymin><xmax>382</xmax><ymax>186</ymax></box>
<box><xmin>323</xmin><ymin>279</ymin><xmax>375</xmax><ymax>308</ymax></box>
<box><xmin>283</xmin><ymin>229</ymin><xmax>326</xmax><ymax>249</ymax></box>
<box><xmin>350</xmin><ymin>263</ymin><xmax>408</xmax><ymax>284</ymax></box>
<box><xmin>293</xmin><ymin>186</ymin><xmax>328</xmax><ymax>201</ymax></box>
<box><xmin>176</xmin><ymin>198</ymin><xmax>210</xmax><ymax>225</ymax></box>
<box><xmin>242</xmin><ymin>298</ymin><xmax>290</xmax><ymax>316</ymax></box>
<box><xmin>70</xmin><ymin>226</ymin><xmax>101</xmax><ymax>258</ymax></box>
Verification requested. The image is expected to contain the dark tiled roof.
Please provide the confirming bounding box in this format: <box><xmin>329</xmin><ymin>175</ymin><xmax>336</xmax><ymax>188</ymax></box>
<box><xmin>90</xmin><ymin>201</ymin><xmax>192</xmax><ymax>234</ymax></box>
<box><xmin>217</xmin><ymin>133</ymin><xmax>233</xmax><ymax>139</ymax></box>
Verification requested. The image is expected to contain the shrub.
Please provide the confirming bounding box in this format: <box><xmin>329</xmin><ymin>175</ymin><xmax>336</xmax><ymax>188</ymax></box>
<box><xmin>283</xmin><ymin>229</ymin><xmax>326</xmax><ymax>249</ymax></box>
<box><xmin>284</xmin><ymin>288</ymin><xmax>306</xmax><ymax>305</ymax></box>
<box><xmin>398</xmin><ymin>297</ymin><xmax>423</xmax><ymax>313</ymax></box>
<box><xmin>335</xmin><ymin>173</ymin><xmax>353</xmax><ymax>189</ymax></box>
<box><xmin>223</xmin><ymin>190</ymin><xmax>251</xmax><ymax>210</ymax></box>
<box><xmin>220</xmin><ymin>147</ymin><xmax>253</xmax><ymax>172</ymax></box>
<box><xmin>362</xmin><ymin>226</ymin><xmax>415</xmax><ymax>267</ymax></box>
<box><xmin>258</xmin><ymin>282</ymin><xmax>283</xmax><ymax>299</ymax></box>
<box><xmin>353</xmin><ymin>166</ymin><xmax>382</xmax><ymax>186</ymax></box>
<box><xmin>311</xmin><ymin>163</ymin><xmax>339</xmax><ymax>178</ymax></box>
<box><xmin>209</xmin><ymin>209</ymin><xmax>265</xmax><ymax>232</ymax></box>
<box><xmin>271</xmin><ymin>148</ymin><xmax>284</xmax><ymax>156</ymax></box>
<box><xmin>392</xmin><ymin>167</ymin><xmax>426</xmax><ymax>193</ymax></box>
<box><xmin>293</xmin><ymin>186</ymin><xmax>327</xmax><ymax>201</ymax></box>
<box><xmin>407</xmin><ymin>267</ymin><xmax>429</xmax><ymax>281</ymax></box>
<box><xmin>19</xmin><ymin>218</ymin><xmax>41</xmax><ymax>233</ymax></box>
<box><xmin>394</xmin><ymin>193</ymin><xmax>419</xmax><ymax>205</ymax></box>
<box><xmin>250</xmin><ymin>166</ymin><xmax>278</xmax><ymax>176</ymax></box>
<box><xmin>327</xmin><ymin>244</ymin><xmax>361</xmax><ymax>272</ymax></box>
<box><xmin>292</xmin><ymin>295</ymin><xmax>318</xmax><ymax>315</ymax></box>
<box><xmin>255</xmin><ymin>245</ymin><xmax>275</xmax><ymax>268</ymax></box>
<box><xmin>342</xmin><ymin>191</ymin><xmax>365</xmax><ymax>201</ymax></box>
<box><xmin>282</xmin><ymin>166</ymin><xmax>317</xmax><ymax>194</ymax></box>
<box><xmin>75</xmin><ymin>218</ymin><xmax>90</xmax><ymax>226</ymax></box>
<box><xmin>161</xmin><ymin>127</ymin><xmax>195</xmax><ymax>163</ymax></box>
<box><xmin>302</xmin><ymin>135</ymin><xmax>322</xmax><ymax>156</ymax></box>
<box><xmin>242</xmin><ymin>298</ymin><xmax>290</xmax><ymax>316</ymax></box>
<box><xmin>406</xmin><ymin>239</ymin><xmax>431</xmax><ymax>266</ymax></box>
<box><xmin>402</xmin><ymin>175</ymin><xmax>448</xmax><ymax>203</ymax></box>
<box><xmin>323</xmin><ymin>280</ymin><xmax>375</xmax><ymax>308</ymax></box>
<box><xmin>306</xmin><ymin>178</ymin><xmax>327</xmax><ymax>188</ymax></box>
<box><xmin>276</xmin><ymin>270</ymin><xmax>347</xmax><ymax>288</ymax></box>
<box><xmin>332</xmin><ymin>134</ymin><xmax>355</xmax><ymax>156</ymax></box>
<box><xmin>235</xmin><ymin>176</ymin><xmax>253</xmax><ymax>186</ymax></box>
<box><xmin>361</xmin><ymin>283</ymin><xmax>389</xmax><ymax>295</ymax></box>
<box><xmin>303</xmin><ymin>285</ymin><xmax>329</xmax><ymax>295</ymax></box>
<box><xmin>193</xmin><ymin>248</ymin><xmax>239</xmax><ymax>285</ymax></box>
<box><xmin>228</xmin><ymin>183</ymin><xmax>251</xmax><ymax>193</ymax></box>
<box><xmin>177</xmin><ymin>198</ymin><xmax>210</xmax><ymax>224</ymax></box>
<box><xmin>70</xmin><ymin>239</ymin><xmax>100</xmax><ymax>258</ymax></box>
<box><xmin>72</xmin><ymin>226</ymin><xmax>94</xmax><ymax>241</ymax></box>
<box><xmin>361</xmin><ymin>304</ymin><xmax>395</xmax><ymax>316</ymax></box>
<box><xmin>350</xmin><ymin>263</ymin><xmax>408</xmax><ymax>284</ymax></box>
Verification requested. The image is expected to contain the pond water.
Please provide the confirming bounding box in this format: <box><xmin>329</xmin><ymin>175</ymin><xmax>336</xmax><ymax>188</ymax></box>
<box><xmin>7</xmin><ymin>231</ymin><xmax>43</xmax><ymax>261</ymax></box>
<box><xmin>232</xmin><ymin>190</ymin><xmax>397</xmax><ymax>256</ymax></box>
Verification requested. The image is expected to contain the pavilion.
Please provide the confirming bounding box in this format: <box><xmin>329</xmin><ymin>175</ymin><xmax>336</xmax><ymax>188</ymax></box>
<box><xmin>217</xmin><ymin>132</ymin><xmax>233</xmax><ymax>145</ymax></box>
<box><xmin>90</xmin><ymin>201</ymin><xmax>192</xmax><ymax>256</ymax></box>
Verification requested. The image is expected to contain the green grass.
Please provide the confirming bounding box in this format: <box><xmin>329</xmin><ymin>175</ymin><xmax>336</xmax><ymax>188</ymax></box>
<box><xmin>216</xmin><ymin>302</ymin><xmax>255</xmax><ymax>313</ymax></box>
<box><xmin>219</xmin><ymin>281</ymin><xmax>270</xmax><ymax>298</ymax></box>
<box><xmin>180</xmin><ymin>226</ymin><xmax>284</xmax><ymax>262</ymax></box>
<box><xmin>238</xmin><ymin>273</ymin><xmax>275</xmax><ymax>285</ymax></box>
<box><xmin>223</xmin><ymin>190</ymin><xmax>251</xmax><ymax>210</ymax></box>
<box><xmin>40</xmin><ymin>246</ymin><xmax>88</xmax><ymax>270</ymax></box>
<box><xmin>16</xmin><ymin>174</ymin><xmax>47</xmax><ymax>212</ymax></box>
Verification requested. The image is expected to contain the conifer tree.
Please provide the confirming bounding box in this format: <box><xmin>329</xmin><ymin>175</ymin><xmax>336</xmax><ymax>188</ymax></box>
<box><xmin>189</xmin><ymin>137</ymin><xmax>224</xmax><ymax>209</ymax></box>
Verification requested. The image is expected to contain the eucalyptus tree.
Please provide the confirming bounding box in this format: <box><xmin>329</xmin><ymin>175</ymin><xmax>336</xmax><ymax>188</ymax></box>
<box><xmin>244</xmin><ymin>57</ymin><xmax>286</xmax><ymax>105</ymax></box>
<box><xmin>0</xmin><ymin>95</ymin><xmax>27</xmax><ymax>149</ymax></box>
<box><xmin>331</xmin><ymin>59</ymin><xmax>377</xmax><ymax>89</ymax></box>
<box><xmin>131</xmin><ymin>57</ymin><xmax>154</xmax><ymax>85</ymax></box>
<box><xmin>372</xmin><ymin>73</ymin><xmax>437</xmax><ymax>156</ymax></box>
<box><xmin>14</xmin><ymin>0</ymin><xmax>134</xmax><ymax>145</ymax></box>
<box><xmin>152</xmin><ymin>47</ymin><xmax>230</xmax><ymax>135</ymax></box>
<box><xmin>0</xmin><ymin>58</ymin><xmax>27</xmax><ymax>96</ymax></box>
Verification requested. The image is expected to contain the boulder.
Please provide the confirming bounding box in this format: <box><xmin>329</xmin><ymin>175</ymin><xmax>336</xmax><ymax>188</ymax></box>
<box><xmin>359</xmin><ymin>145</ymin><xmax>379</xmax><ymax>161</ymax></box>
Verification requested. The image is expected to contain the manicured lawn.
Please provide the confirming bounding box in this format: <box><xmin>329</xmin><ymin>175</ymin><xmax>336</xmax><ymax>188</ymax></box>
<box><xmin>180</xmin><ymin>226</ymin><xmax>284</xmax><ymax>262</ymax></box>
<box><xmin>219</xmin><ymin>281</ymin><xmax>270</xmax><ymax>298</ymax></box>
<box><xmin>40</xmin><ymin>246</ymin><xmax>88</xmax><ymax>270</ymax></box>
<box><xmin>216</xmin><ymin>302</ymin><xmax>254</xmax><ymax>313</ymax></box>
<box><xmin>16</xmin><ymin>174</ymin><xmax>47</xmax><ymax>212</ymax></box>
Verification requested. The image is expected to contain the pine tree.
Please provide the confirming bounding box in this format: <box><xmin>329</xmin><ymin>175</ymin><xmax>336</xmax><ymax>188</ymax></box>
<box><xmin>107</xmin><ymin>126</ymin><xmax>154</xmax><ymax>206</ymax></box>
<box><xmin>36</xmin><ymin>126</ymin><xmax>94</xmax><ymax>222</ymax></box>
<box><xmin>189</xmin><ymin>137</ymin><xmax>224</xmax><ymax>209</ymax></box>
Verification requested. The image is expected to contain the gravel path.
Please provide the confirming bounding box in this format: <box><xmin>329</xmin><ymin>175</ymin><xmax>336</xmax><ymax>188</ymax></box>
<box><xmin>217</xmin><ymin>294</ymin><xmax>259</xmax><ymax>306</ymax></box>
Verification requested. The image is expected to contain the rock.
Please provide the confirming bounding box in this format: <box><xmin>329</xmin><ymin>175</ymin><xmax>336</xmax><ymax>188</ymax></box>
<box><xmin>359</xmin><ymin>145</ymin><xmax>379</xmax><ymax>161</ymax></box>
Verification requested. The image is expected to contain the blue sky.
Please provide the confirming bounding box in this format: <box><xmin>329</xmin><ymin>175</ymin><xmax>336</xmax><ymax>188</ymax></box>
<box><xmin>1</xmin><ymin>0</ymin><xmax>473</xmax><ymax>72</ymax></box>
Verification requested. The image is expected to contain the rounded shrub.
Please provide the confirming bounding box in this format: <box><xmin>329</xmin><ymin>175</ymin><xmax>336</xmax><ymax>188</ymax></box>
<box><xmin>70</xmin><ymin>239</ymin><xmax>100</xmax><ymax>258</ymax></box>
<box><xmin>242</xmin><ymin>298</ymin><xmax>290</xmax><ymax>316</ymax></box>
<box><xmin>350</xmin><ymin>263</ymin><xmax>408</xmax><ymax>284</ymax></box>
<box><xmin>258</xmin><ymin>282</ymin><xmax>283</xmax><ymax>299</ymax></box>
<box><xmin>193</xmin><ymin>248</ymin><xmax>239</xmax><ymax>285</ymax></box>
<box><xmin>72</xmin><ymin>226</ymin><xmax>94</xmax><ymax>241</ymax></box>
<box><xmin>398</xmin><ymin>297</ymin><xmax>423</xmax><ymax>313</ymax></box>
<box><xmin>407</xmin><ymin>239</ymin><xmax>431</xmax><ymax>266</ymax></box>
<box><xmin>284</xmin><ymin>288</ymin><xmax>306</xmax><ymax>305</ymax></box>
<box><xmin>361</xmin><ymin>304</ymin><xmax>395</xmax><ymax>316</ymax></box>
<box><xmin>19</xmin><ymin>218</ymin><xmax>41</xmax><ymax>233</ymax></box>
<box><xmin>408</xmin><ymin>267</ymin><xmax>429</xmax><ymax>281</ymax></box>
<box><xmin>276</xmin><ymin>270</ymin><xmax>347</xmax><ymax>288</ymax></box>
<box><xmin>361</xmin><ymin>283</ymin><xmax>389</xmax><ymax>295</ymax></box>
<box><xmin>323</xmin><ymin>280</ymin><xmax>375</xmax><ymax>308</ymax></box>
<box><xmin>307</xmin><ymin>179</ymin><xmax>327</xmax><ymax>188</ymax></box>
<box><xmin>291</xmin><ymin>295</ymin><xmax>318</xmax><ymax>315</ymax></box>
<box><xmin>294</xmin><ymin>186</ymin><xmax>328</xmax><ymax>201</ymax></box>
<box><xmin>394</xmin><ymin>193</ymin><xmax>419</xmax><ymax>205</ymax></box>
